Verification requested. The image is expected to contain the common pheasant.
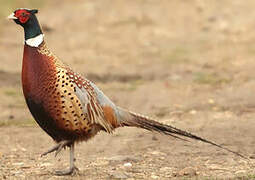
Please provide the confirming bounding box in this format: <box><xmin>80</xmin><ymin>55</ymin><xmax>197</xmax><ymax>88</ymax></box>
<box><xmin>8</xmin><ymin>8</ymin><xmax>245</xmax><ymax>175</ymax></box>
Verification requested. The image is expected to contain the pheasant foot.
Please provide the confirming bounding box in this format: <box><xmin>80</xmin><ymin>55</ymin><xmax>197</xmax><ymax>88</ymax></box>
<box><xmin>41</xmin><ymin>140</ymin><xmax>72</xmax><ymax>157</ymax></box>
<box><xmin>55</xmin><ymin>166</ymin><xmax>79</xmax><ymax>176</ymax></box>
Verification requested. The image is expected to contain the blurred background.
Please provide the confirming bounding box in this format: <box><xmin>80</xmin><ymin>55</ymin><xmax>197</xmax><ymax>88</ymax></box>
<box><xmin>0</xmin><ymin>0</ymin><xmax>255</xmax><ymax>179</ymax></box>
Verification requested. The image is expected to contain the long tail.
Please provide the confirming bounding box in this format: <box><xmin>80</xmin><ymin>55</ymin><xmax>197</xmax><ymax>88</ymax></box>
<box><xmin>117</xmin><ymin>107</ymin><xmax>247</xmax><ymax>159</ymax></box>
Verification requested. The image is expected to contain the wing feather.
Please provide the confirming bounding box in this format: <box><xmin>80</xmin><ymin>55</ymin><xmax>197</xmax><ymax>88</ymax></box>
<box><xmin>73</xmin><ymin>80</ymin><xmax>114</xmax><ymax>133</ymax></box>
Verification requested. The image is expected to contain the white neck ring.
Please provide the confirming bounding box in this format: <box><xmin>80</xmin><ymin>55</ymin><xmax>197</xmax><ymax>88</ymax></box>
<box><xmin>25</xmin><ymin>34</ymin><xmax>44</xmax><ymax>47</ymax></box>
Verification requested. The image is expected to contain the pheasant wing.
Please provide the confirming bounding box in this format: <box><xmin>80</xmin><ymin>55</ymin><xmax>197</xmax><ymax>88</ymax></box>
<box><xmin>67</xmin><ymin>70</ymin><xmax>115</xmax><ymax>133</ymax></box>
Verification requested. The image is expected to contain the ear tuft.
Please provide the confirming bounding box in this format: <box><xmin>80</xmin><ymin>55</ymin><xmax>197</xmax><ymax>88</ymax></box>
<box><xmin>30</xmin><ymin>9</ymin><xmax>38</xmax><ymax>14</ymax></box>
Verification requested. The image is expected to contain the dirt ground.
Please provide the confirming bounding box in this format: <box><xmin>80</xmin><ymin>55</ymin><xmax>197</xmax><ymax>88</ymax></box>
<box><xmin>1</xmin><ymin>0</ymin><xmax>255</xmax><ymax>179</ymax></box>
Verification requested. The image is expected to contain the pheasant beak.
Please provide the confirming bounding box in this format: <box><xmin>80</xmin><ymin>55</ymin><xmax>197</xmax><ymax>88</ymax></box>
<box><xmin>7</xmin><ymin>13</ymin><xmax>18</xmax><ymax>20</ymax></box>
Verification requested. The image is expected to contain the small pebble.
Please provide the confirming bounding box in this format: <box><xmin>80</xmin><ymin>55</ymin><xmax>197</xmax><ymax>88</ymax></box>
<box><xmin>124</xmin><ymin>162</ymin><xmax>132</xmax><ymax>167</ymax></box>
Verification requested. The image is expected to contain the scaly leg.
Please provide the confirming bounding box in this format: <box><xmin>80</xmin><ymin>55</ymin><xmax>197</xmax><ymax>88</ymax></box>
<box><xmin>55</xmin><ymin>143</ymin><xmax>78</xmax><ymax>176</ymax></box>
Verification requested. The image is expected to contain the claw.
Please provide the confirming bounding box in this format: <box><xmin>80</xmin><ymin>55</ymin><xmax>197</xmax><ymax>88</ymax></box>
<box><xmin>55</xmin><ymin>166</ymin><xmax>79</xmax><ymax>176</ymax></box>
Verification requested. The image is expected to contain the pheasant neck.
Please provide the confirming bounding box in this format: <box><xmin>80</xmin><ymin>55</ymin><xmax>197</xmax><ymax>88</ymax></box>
<box><xmin>23</xmin><ymin>15</ymin><xmax>43</xmax><ymax>47</ymax></box>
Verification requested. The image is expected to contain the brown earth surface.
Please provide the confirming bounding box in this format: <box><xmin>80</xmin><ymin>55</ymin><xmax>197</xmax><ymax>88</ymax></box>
<box><xmin>1</xmin><ymin>0</ymin><xmax>255</xmax><ymax>179</ymax></box>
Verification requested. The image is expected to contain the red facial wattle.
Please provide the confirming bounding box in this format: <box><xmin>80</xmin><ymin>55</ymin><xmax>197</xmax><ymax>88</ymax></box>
<box><xmin>15</xmin><ymin>9</ymin><xmax>30</xmax><ymax>23</ymax></box>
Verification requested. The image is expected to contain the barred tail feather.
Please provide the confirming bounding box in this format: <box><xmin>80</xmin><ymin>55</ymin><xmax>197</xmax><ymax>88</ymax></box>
<box><xmin>118</xmin><ymin>108</ymin><xmax>247</xmax><ymax>159</ymax></box>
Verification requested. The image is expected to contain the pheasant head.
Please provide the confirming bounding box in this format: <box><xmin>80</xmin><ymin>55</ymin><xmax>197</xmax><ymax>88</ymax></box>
<box><xmin>8</xmin><ymin>8</ymin><xmax>43</xmax><ymax>46</ymax></box>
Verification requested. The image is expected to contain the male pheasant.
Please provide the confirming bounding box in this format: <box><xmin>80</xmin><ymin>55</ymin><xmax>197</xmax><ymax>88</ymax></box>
<box><xmin>8</xmin><ymin>8</ymin><xmax>245</xmax><ymax>175</ymax></box>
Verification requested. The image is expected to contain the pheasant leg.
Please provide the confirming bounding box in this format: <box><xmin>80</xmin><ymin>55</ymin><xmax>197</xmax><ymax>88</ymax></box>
<box><xmin>55</xmin><ymin>143</ymin><xmax>78</xmax><ymax>176</ymax></box>
<box><xmin>41</xmin><ymin>140</ymin><xmax>72</xmax><ymax>157</ymax></box>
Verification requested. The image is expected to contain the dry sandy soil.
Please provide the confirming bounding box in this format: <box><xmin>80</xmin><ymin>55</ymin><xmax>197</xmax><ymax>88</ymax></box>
<box><xmin>1</xmin><ymin>0</ymin><xmax>255</xmax><ymax>179</ymax></box>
